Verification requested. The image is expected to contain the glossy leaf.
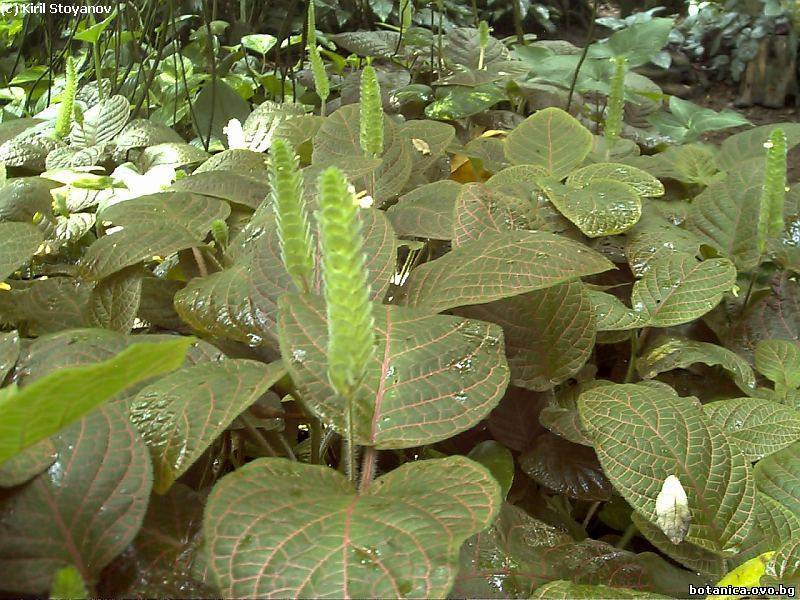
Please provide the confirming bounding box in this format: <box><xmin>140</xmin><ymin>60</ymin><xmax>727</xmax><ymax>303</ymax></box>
<box><xmin>541</xmin><ymin>178</ymin><xmax>642</xmax><ymax>238</ymax></box>
<box><xmin>567</xmin><ymin>162</ymin><xmax>664</xmax><ymax>197</ymax></box>
<box><xmin>0</xmin><ymin>336</ymin><xmax>191</xmax><ymax>464</ymax></box>
<box><xmin>203</xmin><ymin>456</ymin><xmax>500</xmax><ymax>598</ymax></box>
<box><xmin>505</xmin><ymin>107</ymin><xmax>592</xmax><ymax>178</ymax></box>
<box><xmin>0</xmin><ymin>221</ymin><xmax>44</xmax><ymax>280</ymax></box>
<box><xmin>402</xmin><ymin>231</ymin><xmax>614</xmax><ymax>313</ymax></box>
<box><xmin>532</xmin><ymin>581</ymin><xmax>670</xmax><ymax>599</ymax></box>
<box><xmin>755</xmin><ymin>340</ymin><xmax>800</xmax><ymax>390</ymax></box>
<box><xmin>579</xmin><ymin>384</ymin><xmax>756</xmax><ymax>555</ymax></box>
<box><xmin>279</xmin><ymin>293</ymin><xmax>508</xmax><ymax>448</ymax></box>
<box><xmin>0</xmin><ymin>404</ymin><xmax>152</xmax><ymax>593</ymax></box>
<box><xmin>130</xmin><ymin>359</ymin><xmax>286</xmax><ymax>494</ymax></box>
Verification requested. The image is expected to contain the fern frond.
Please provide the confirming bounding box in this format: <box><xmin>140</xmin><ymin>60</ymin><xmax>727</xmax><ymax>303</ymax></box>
<box><xmin>270</xmin><ymin>139</ymin><xmax>315</xmax><ymax>293</ymax></box>
<box><xmin>359</xmin><ymin>64</ymin><xmax>384</xmax><ymax>158</ymax></box>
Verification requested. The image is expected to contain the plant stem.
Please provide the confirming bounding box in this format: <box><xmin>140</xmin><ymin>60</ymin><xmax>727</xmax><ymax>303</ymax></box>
<box><xmin>344</xmin><ymin>391</ymin><xmax>358</xmax><ymax>484</ymax></box>
<box><xmin>319</xmin><ymin>427</ymin><xmax>337</xmax><ymax>461</ymax></box>
<box><xmin>358</xmin><ymin>446</ymin><xmax>378</xmax><ymax>493</ymax></box>
<box><xmin>566</xmin><ymin>0</ymin><xmax>598</xmax><ymax>112</ymax></box>
<box><xmin>582</xmin><ymin>500</ymin><xmax>601</xmax><ymax>530</ymax></box>
<box><xmin>310</xmin><ymin>418</ymin><xmax>322</xmax><ymax>464</ymax></box>
<box><xmin>616</xmin><ymin>522</ymin><xmax>638</xmax><ymax>549</ymax></box>
<box><xmin>92</xmin><ymin>42</ymin><xmax>105</xmax><ymax>100</ymax></box>
<box><xmin>266</xmin><ymin>429</ymin><xmax>297</xmax><ymax>461</ymax></box>
<box><xmin>625</xmin><ymin>327</ymin><xmax>649</xmax><ymax>383</ymax></box>
<box><xmin>240</xmin><ymin>416</ymin><xmax>278</xmax><ymax>456</ymax></box>
<box><xmin>191</xmin><ymin>246</ymin><xmax>209</xmax><ymax>277</ymax></box>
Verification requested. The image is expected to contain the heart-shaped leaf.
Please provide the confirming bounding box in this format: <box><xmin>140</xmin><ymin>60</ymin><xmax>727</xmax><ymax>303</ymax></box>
<box><xmin>0</xmin><ymin>336</ymin><xmax>191</xmax><ymax>464</ymax></box>
<box><xmin>0</xmin><ymin>221</ymin><xmax>43</xmax><ymax>280</ymax></box>
<box><xmin>130</xmin><ymin>359</ymin><xmax>286</xmax><ymax>493</ymax></box>
<box><xmin>203</xmin><ymin>456</ymin><xmax>500</xmax><ymax>598</ymax></box>
<box><xmin>278</xmin><ymin>293</ymin><xmax>509</xmax><ymax>448</ymax></box>
<box><xmin>402</xmin><ymin>231</ymin><xmax>614</xmax><ymax>313</ymax></box>
<box><xmin>579</xmin><ymin>383</ymin><xmax>756</xmax><ymax>555</ymax></box>
<box><xmin>505</xmin><ymin>108</ymin><xmax>592</xmax><ymax>178</ymax></box>
<box><xmin>0</xmin><ymin>404</ymin><xmax>152</xmax><ymax>593</ymax></box>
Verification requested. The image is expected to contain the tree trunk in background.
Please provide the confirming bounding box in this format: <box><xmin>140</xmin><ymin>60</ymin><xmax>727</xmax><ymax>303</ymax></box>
<box><xmin>737</xmin><ymin>32</ymin><xmax>799</xmax><ymax>108</ymax></box>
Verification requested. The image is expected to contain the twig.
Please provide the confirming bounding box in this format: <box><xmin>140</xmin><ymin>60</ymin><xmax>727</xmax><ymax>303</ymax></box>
<box><xmin>566</xmin><ymin>0</ymin><xmax>599</xmax><ymax>112</ymax></box>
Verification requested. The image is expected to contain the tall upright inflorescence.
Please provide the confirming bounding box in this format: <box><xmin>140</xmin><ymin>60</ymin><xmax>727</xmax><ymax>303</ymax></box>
<box><xmin>270</xmin><ymin>139</ymin><xmax>315</xmax><ymax>293</ymax></box>
<box><xmin>359</xmin><ymin>64</ymin><xmax>384</xmax><ymax>158</ymax></box>
<box><xmin>758</xmin><ymin>128</ymin><xmax>788</xmax><ymax>254</ymax></box>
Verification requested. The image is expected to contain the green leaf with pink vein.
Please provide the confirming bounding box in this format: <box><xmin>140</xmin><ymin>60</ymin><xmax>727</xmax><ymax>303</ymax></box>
<box><xmin>203</xmin><ymin>456</ymin><xmax>500</xmax><ymax>598</ymax></box>
<box><xmin>278</xmin><ymin>293</ymin><xmax>509</xmax><ymax>449</ymax></box>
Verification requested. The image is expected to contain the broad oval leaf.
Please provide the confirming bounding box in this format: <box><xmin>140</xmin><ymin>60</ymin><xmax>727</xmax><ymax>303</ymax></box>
<box><xmin>170</xmin><ymin>171</ymin><xmax>270</xmax><ymax>209</ymax></box>
<box><xmin>0</xmin><ymin>404</ymin><xmax>152</xmax><ymax>593</ymax></box>
<box><xmin>542</xmin><ymin>178</ymin><xmax>642</xmax><ymax>238</ymax></box>
<box><xmin>579</xmin><ymin>383</ymin><xmax>756</xmax><ymax>555</ymax></box>
<box><xmin>637</xmin><ymin>338</ymin><xmax>756</xmax><ymax>394</ymax></box>
<box><xmin>0</xmin><ymin>221</ymin><xmax>44</xmax><ymax>280</ymax></box>
<box><xmin>0</xmin><ymin>439</ymin><xmax>56</xmax><ymax>487</ymax></box>
<box><xmin>386</xmin><ymin>180</ymin><xmax>461</xmax><ymax>240</ymax></box>
<box><xmin>402</xmin><ymin>230</ymin><xmax>614</xmax><ymax>313</ymax></box>
<box><xmin>754</xmin><ymin>441</ymin><xmax>800</xmax><ymax>541</ymax></box>
<box><xmin>80</xmin><ymin>224</ymin><xmax>201</xmax><ymax>280</ymax></box>
<box><xmin>532</xmin><ymin>581</ymin><xmax>670</xmax><ymax>599</ymax></box>
<box><xmin>0</xmin><ymin>336</ymin><xmax>191</xmax><ymax>464</ymax></box>
<box><xmin>631</xmin><ymin>252</ymin><xmax>737</xmax><ymax>328</ymax></box>
<box><xmin>97</xmin><ymin>192</ymin><xmax>230</xmax><ymax>238</ymax></box>
<box><xmin>458</xmin><ymin>281</ymin><xmax>596</xmax><ymax>391</ymax></box>
<box><xmin>278</xmin><ymin>293</ymin><xmax>509</xmax><ymax>449</ymax></box>
<box><xmin>203</xmin><ymin>456</ymin><xmax>500</xmax><ymax>598</ymax></box>
<box><xmin>313</xmin><ymin>104</ymin><xmax>412</xmax><ymax>202</ymax></box>
<box><xmin>567</xmin><ymin>162</ymin><xmax>665</xmax><ymax>197</ymax></box>
<box><xmin>520</xmin><ymin>432</ymin><xmax>612</xmax><ymax>500</ymax></box>
<box><xmin>687</xmin><ymin>163</ymin><xmax>763</xmax><ymax>271</ymax></box>
<box><xmin>504</xmin><ymin>107</ymin><xmax>592</xmax><ymax>178</ymax></box>
<box><xmin>755</xmin><ymin>339</ymin><xmax>800</xmax><ymax>390</ymax></box>
<box><xmin>70</xmin><ymin>95</ymin><xmax>131</xmax><ymax>148</ymax></box>
<box><xmin>130</xmin><ymin>359</ymin><xmax>286</xmax><ymax>494</ymax></box>
<box><xmin>704</xmin><ymin>398</ymin><xmax>800</xmax><ymax>462</ymax></box>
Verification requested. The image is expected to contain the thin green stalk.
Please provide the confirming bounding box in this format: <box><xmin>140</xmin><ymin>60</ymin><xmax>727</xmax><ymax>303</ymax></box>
<box><xmin>616</xmin><ymin>522</ymin><xmax>638</xmax><ymax>549</ymax></box>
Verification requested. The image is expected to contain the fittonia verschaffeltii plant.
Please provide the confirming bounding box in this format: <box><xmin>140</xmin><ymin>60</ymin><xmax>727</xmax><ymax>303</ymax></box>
<box><xmin>0</xmin><ymin>21</ymin><xmax>800</xmax><ymax>599</ymax></box>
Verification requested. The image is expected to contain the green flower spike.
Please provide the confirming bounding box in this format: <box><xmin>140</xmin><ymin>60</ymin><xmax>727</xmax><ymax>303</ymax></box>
<box><xmin>55</xmin><ymin>56</ymin><xmax>77</xmax><ymax>140</ymax></box>
<box><xmin>308</xmin><ymin>44</ymin><xmax>330</xmax><ymax>116</ymax></box>
<box><xmin>604</xmin><ymin>55</ymin><xmax>627</xmax><ymax>147</ymax></box>
<box><xmin>359</xmin><ymin>64</ymin><xmax>384</xmax><ymax>158</ymax></box>
<box><xmin>270</xmin><ymin>139</ymin><xmax>315</xmax><ymax>293</ymax></box>
<box><xmin>758</xmin><ymin>128</ymin><xmax>787</xmax><ymax>254</ymax></box>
